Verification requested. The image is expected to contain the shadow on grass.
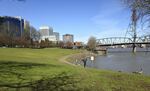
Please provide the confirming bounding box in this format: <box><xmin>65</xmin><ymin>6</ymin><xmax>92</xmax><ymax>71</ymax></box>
<box><xmin>0</xmin><ymin>61</ymin><xmax>58</xmax><ymax>69</ymax></box>
<box><xmin>31</xmin><ymin>72</ymin><xmax>80</xmax><ymax>91</ymax></box>
<box><xmin>0</xmin><ymin>72</ymin><xmax>81</xmax><ymax>91</ymax></box>
<box><xmin>0</xmin><ymin>61</ymin><xmax>58</xmax><ymax>76</ymax></box>
<box><xmin>0</xmin><ymin>61</ymin><xmax>63</xmax><ymax>88</ymax></box>
<box><xmin>0</xmin><ymin>61</ymin><xmax>81</xmax><ymax>91</ymax></box>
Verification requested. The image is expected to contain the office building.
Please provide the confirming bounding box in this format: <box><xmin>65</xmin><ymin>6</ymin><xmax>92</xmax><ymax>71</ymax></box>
<box><xmin>24</xmin><ymin>20</ymin><xmax>30</xmax><ymax>30</ymax></box>
<box><xmin>39</xmin><ymin>26</ymin><xmax>53</xmax><ymax>36</ymax></box>
<box><xmin>41</xmin><ymin>35</ymin><xmax>57</xmax><ymax>42</ymax></box>
<box><xmin>0</xmin><ymin>16</ymin><xmax>24</xmax><ymax>37</ymax></box>
<box><xmin>63</xmin><ymin>34</ymin><xmax>74</xmax><ymax>43</ymax></box>
<box><xmin>39</xmin><ymin>26</ymin><xmax>60</xmax><ymax>42</ymax></box>
<box><xmin>53</xmin><ymin>32</ymin><xmax>59</xmax><ymax>41</ymax></box>
<box><xmin>49</xmin><ymin>27</ymin><xmax>53</xmax><ymax>35</ymax></box>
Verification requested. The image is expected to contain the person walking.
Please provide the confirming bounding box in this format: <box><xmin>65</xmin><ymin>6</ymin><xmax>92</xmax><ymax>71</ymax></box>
<box><xmin>82</xmin><ymin>58</ymin><xmax>87</xmax><ymax>68</ymax></box>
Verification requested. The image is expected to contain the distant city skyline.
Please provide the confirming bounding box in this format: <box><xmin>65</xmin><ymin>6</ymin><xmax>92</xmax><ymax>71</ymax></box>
<box><xmin>0</xmin><ymin>0</ymin><xmax>146</xmax><ymax>43</ymax></box>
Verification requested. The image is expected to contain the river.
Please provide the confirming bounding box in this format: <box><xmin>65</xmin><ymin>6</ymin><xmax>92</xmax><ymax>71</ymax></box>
<box><xmin>86</xmin><ymin>48</ymin><xmax>150</xmax><ymax>75</ymax></box>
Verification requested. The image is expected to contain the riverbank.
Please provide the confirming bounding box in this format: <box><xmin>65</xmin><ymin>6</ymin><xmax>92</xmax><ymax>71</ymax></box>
<box><xmin>0</xmin><ymin>48</ymin><xmax>150</xmax><ymax>91</ymax></box>
<box><xmin>65</xmin><ymin>50</ymin><xmax>97</xmax><ymax>64</ymax></box>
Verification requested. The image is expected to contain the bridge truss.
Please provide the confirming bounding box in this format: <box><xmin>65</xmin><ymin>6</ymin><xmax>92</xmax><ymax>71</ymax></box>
<box><xmin>97</xmin><ymin>37</ymin><xmax>132</xmax><ymax>45</ymax></box>
<box><xmin>96</xmin><ymin>35</ymin><xmax>150</xmax><ymax>46</ymax></box>
<box><xmin>96</xmin><ymin>8</ymin><xmax>150</xmax><ymax>52</ymax></box>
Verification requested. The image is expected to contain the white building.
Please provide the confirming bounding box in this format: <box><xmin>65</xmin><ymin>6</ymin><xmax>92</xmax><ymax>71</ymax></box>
<box><xmin>39</xmin><ymin>26</ymin><xmax>59</xmax><ymax>42</ymax></box>
<box><xmin>39</xmin><ymin>26</ymin><xmax>53</xmax><ymax>36</ymax></box>
<box><xmin>41</xmin><ymin>35</ymin><xmax>57</xmax><ymax>42</ymax></box>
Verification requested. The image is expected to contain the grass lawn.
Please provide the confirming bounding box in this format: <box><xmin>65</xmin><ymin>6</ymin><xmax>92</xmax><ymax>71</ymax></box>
<box><xmin>0</xmin><ymin>48</ymin><xmax>150</xmax><ymax>91</ymax></box>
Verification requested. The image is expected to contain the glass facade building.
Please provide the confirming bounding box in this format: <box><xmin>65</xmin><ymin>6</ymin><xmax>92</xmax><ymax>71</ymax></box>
<box><xmin>0</xmin><ymin>16</ymin><xmax>24</xmax><ymax>37</ymax></box>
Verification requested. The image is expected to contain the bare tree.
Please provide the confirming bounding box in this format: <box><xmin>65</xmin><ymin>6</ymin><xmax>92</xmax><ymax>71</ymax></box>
<box><xmin>30</xmin><ymin>26</ymin><xmax>41</xmax><ymax>41</ymax></box>
<box><xmin>123</xmin><ymin>0</ymin><xmax>150</xmax><ymax>28</ymax></box>
<box><xmin>65</xmin><ymin>41</ymin><xmax>73</xmax><ymax>49</ymax></box>
<box><xmin>87</xmin><ymin>36</ymin><xmax>96</xmax><ymax>51</ymax></box>
<box><xmin>58</xmin><ymin>41</ymin><xmax>64</xmax><ymax>48</ymax></box>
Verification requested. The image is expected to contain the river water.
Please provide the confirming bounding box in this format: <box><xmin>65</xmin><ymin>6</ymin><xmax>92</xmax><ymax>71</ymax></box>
<box><xmin>86</xmin><ymin>48</ymin><xmax>150</xmax><ymax>75</ymax></box>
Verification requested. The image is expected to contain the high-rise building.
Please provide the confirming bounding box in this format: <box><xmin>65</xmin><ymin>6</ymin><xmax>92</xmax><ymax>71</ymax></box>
<box><xmin>41</xmin><ymin>35</ymin><xmax>57</xmax><ymax>42</ymax></box>
<box><xmin>0</xmin><ymin>16</ymin><xmax>24</xmax><ymax>37</ymax></box>
<box><xmin>63</xmin><ymin>34</ymin><xmax>74</xmax><ymax>43</ymax></box>
<box><xmin>39</xmin><ymin>26</ymin><xmax>60</xmax><ymax>42</ymax></box>
<box><xmin>53</xmin><ymin>32</ymin><xmax>59</xmax><ymax>41</ymax></box>
<box><xmin>24</xmin><ymin>20</ymin><xmax>30</xmax><ymax>30</ymax></box>
<box><xmin>49</xmin><ymin>27</ymin><xmax>53</xmax><ymax>35</ymax></box>
<box><xmin>23</xmin><ymin>20</ymin><xmax>30</xmax><ymax>38</ymax></box>
<box><xmin>39</xmin><ymin>26</ymin><xmax>53</xmax><ymax>36</ymax></box>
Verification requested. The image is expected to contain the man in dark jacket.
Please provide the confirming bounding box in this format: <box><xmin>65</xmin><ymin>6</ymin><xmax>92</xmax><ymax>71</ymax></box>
<box><xmin>82</xmin><ymin>58</ymin><xmax>87</xmax><ymax>68</ymax></box>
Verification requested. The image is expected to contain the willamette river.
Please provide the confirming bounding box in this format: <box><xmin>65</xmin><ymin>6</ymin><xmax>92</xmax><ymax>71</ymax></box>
<box><xmin>86</xmin><ymin>48</ymin><xmax>150</xmax><ymax>75</ymax></box>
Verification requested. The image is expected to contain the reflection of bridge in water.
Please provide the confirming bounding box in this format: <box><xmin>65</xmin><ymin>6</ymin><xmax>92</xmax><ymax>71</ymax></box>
<box><xmin>97</xmin><ymin>35</ymin><xmax>150</xmax><ymax>46</ymax></box>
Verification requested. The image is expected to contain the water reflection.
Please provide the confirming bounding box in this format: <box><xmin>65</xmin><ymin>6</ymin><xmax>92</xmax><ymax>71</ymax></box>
<box><xmin>86</xmin><ymin>48</ymin><xmax>150</xmax><ymax>75</ymax></box>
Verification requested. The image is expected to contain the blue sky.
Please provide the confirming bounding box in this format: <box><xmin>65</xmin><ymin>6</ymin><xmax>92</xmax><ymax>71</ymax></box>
<box><xmin>0</xmin><ymin>0</ymin><xmax>135</xmax><ymax>42</ymax></box>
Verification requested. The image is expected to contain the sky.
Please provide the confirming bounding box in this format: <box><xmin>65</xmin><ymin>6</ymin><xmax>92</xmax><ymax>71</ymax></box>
<box><xmin>0</xmin><ymin>0</ymin><xmax>134</xmax><ymax>42</ymax></box>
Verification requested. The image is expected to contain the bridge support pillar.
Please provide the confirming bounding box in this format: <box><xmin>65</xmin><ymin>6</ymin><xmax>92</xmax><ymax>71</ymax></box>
<box><xmin>95</xmin><ymin>48</ymin><xmax>107</xmax><ymax>55</ymax></box>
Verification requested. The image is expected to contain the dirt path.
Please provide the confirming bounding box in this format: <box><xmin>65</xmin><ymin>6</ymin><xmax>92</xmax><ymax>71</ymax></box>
<box><xmin>59</xmin><ymin>51</ymin><xmax>96</xmax><ymax>66</ymax></box>
<box><xmin>59</xmin><ymin>54</ymin><xmax>77</xmax><ymax>66</ymax></box>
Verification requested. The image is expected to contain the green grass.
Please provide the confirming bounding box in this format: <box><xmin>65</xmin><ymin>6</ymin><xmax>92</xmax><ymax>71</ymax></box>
<box><xmin>0</xmin><ymin>48</ymin><xmax>150</xmax><ymax>91</ymax></box>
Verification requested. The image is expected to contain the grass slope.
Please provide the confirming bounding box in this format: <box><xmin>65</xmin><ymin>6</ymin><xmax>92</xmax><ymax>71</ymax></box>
<box><xmin>0</xmin><ymin>48</ymin><xmax>149</xmax><ymax>91</ymax></box>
